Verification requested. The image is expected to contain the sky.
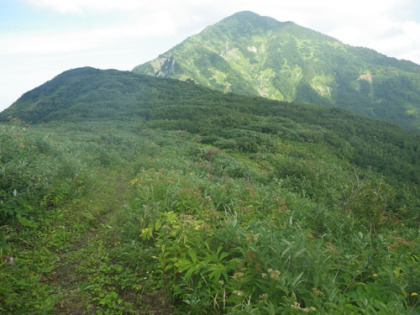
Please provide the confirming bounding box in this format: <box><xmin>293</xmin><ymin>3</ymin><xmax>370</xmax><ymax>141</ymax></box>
<box><xmin>1</xmin><ymin>0</ymin><xmax>420</xmax><ymax>112</ymax></box>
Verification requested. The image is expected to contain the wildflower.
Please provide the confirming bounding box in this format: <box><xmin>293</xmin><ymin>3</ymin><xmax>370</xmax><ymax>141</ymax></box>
<box><xmin>232</xmin><ymin>272</ymin><xmax>244</xmax><ymax>279</ymax></box>
<box><xmin>412</xmin><ymin>292</ymin><xmax>418</xmax><ymax>296</ymax></box>
<box><xmin>373</xmin><ymin>273</ymin><xmax>379</xmax><ymax>277</ymax></box>
<box><xmin>233</xmin><ymin>290</ymin><xmax>243</xmax><ymax>296</ymax></box>
<box><xmin>388</xmin><ymin>237</ymin><xmax>417</xmax><ymax>251</ymax></box>
<box><xmin>325</xmin><ymin>242</ymin><xmax>338</xmax><ymax>255</ymax></box>
<box><xmin>259</xmin><ymin>293</ymin><xmax>268</xmax><ymax>299</ymax></box>
<box><xmin>245</xmin><ymin>233</ymin><xmax>259</xmax><ymax>243</ymax></box>
<box><xmin>261</xmin><ymin>272</ymin><xmax>267</xmax><ymax>278</ymax></box>
<box><xmin>291</xmin><ymin>302</ymin><xmax>301</xmax><ymax>310</ymax></box>
<box><xmin>311</xmin><ymin>287</ymin><xmax>325</xmax><ymax>296</ymax></box>
<box><xmin>204</xmin><ymin>196</ymin><xmax>213</xmax><ymax>203</ymax></box>
<box><xmin>290</xmin><ymin>302</ymin><xmax>316</xmax><ymax>312</ymax></box>
<box><xmin>267</xmin><ymin>268</ymin><xmax>281</xmax><ymax>279</ymax></box>
<box><xmin>306</xmin><ymin>233</ymin><xmax>315</xmax><ymax>240</ymax></box>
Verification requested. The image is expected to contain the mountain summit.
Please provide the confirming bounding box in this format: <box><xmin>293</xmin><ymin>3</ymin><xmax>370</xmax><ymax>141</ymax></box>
<box><xmin>133</xmin><ymin>11</ymin><xmax>420</xmax><ymax>130</ymax></box>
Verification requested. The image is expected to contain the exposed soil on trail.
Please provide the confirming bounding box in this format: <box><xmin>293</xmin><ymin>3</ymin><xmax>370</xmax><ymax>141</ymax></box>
<box><xmin>43</xmin><ymin>175</ymin><xmax>172</xmax><ymax>314</ymax></box>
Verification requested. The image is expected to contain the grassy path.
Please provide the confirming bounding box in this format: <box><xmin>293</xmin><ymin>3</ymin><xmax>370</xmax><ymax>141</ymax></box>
<box><xmin>44</xmin><ymin>173</ymin><xmax>166</xmax><ymax>314</ymax></box>
<box><xmin>49</xmin><ymin>206</ymin><xmax>122</xmax><ymax>313</ymax></box>
<box><xmin>0</xmin><ymin>170</ymin><xmax>170</xmax><ymax>314</ymax></box>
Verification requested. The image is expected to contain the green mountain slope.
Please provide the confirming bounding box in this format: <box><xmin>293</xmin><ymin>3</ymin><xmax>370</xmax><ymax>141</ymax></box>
<box><xmin>133</xmin><ymin>11</ymin><xmax>420</xmax><ymax>130</ymax></box>
<box><xmin>1</xmin><ymin>67</ymin><xmax>419</xmax><ymax>201</ymax></box>
<box><xmin>1</xmin><ymin>66</ymin><xmax>420</xmax><ymax>313</ymax></box>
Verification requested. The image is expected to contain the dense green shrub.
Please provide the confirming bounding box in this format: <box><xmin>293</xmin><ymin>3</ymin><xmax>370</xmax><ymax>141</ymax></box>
<box><xmin>0</xmin><ymin>126</ymin><xmax>91</xmax><ymax>226</ymax></box>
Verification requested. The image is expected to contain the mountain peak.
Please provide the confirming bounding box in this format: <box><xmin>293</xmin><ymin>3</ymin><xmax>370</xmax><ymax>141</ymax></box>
<box><xmin>225</xmin><ymin>10</ymin><xmax>261</xmax><ymax>19</ymax></box>
<box><xmin>133</xmin><ymin>11</ymin><xmax>420</xmax><ymax>130</ymax></box>
<box><xmin>215</xmin><ymin>10</ymin><xmax>286</xmax><ymax>32</ymax></box>
<box><xmin>223</xmin><ymin>10</ymin><xmax>289</xmax><ymax>23</ymax></box>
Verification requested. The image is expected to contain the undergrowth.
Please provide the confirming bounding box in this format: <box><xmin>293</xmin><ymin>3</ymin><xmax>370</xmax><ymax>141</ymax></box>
<box><xmin>1</xmin><ymin>121</ymin><xmax>419</xmax><ymax>314</ymax></box>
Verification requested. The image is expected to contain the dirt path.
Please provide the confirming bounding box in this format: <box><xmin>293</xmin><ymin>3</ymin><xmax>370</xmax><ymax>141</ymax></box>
<box><xmin>43</xmin><ymin>173</ymin><xmax>173</xmax><ymax>314</ymax></box>
<box><xmin>48</xmin><ymin>178</ymin><xmax>124</xmax><ymax>313</ymax></box>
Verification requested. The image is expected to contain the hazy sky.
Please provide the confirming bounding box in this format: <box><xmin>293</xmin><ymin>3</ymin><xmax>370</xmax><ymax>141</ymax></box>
<box><xmin>1</xmin><ymin>0</ymin><xmax>419</xmax><ymax>112</ymax></box>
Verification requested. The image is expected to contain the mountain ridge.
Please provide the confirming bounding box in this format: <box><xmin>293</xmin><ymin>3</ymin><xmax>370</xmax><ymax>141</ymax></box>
<box><xmin>1</xmin><ymin>66</ymin><xmax>419</xmax><ymax>185</ymax></box>
<box><xmin>133</xmin><ymin>11</ymin><xmax>420</xmax><ymax>130</ymax></box>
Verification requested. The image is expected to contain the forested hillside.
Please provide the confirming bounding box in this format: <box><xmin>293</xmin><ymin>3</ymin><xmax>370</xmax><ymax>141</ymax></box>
<box><xmin>134</xmin><ymin>11</ymin><xmax>420</xmax><ymax>130</ymax></box>
<box><xmin>1</xmin><ymin>67</ymin><xmax>419</xmax><ymax>313</ymax></box>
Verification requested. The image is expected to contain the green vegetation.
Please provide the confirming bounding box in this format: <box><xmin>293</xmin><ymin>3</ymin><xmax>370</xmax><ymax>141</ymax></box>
<box><xmin>1</xmin><ymin>68</ymin><xmax>419</xmax><ymax>313</ymax></box>
<box><xmin>134</xmin><ymin>11</ymin><xmax>420</xmax><ymax>130</ymax></box>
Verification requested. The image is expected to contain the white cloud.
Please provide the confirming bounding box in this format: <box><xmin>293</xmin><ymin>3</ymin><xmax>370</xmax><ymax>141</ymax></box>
<box><xmin>25</xmin><ymin>0</ymin><xmax>209</xmax><ymax>14</ymax></box>
<box><xmin>0</xmin><ymin>11</ymin><xmax>178</xmax><ymax>55</ymax></box>
<box><xmin>26</xmin><ymin>0</ymin><xmax>156</xmax><ymax>13</ymax></box>
<box><xmin>374</xmin><ymin>20</ymin><xmax>420</xmax><ymax>62</ymax></box>
<box><xmin>21</xmin><ymin>0</ymin><xmax>420</xmax><ymax>64</ymax></box>
<box><xmin>328</xmin><ymin>15</ymin><xmax>420</xmax><ymax>63</ymax></box>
